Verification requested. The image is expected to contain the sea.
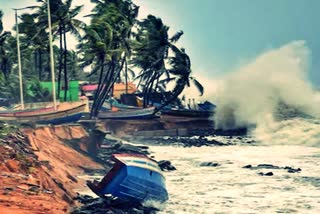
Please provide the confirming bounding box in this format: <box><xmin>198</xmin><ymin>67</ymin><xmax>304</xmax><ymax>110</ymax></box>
<box><xmin>147</xmin><ymin>118</ymin><xmax>320</xmax><ymax>214</ymax></box>
<box><xmin>143</xmin><ymin>41</ymin><xmax>320</xmax><ymax>213</ymax></box>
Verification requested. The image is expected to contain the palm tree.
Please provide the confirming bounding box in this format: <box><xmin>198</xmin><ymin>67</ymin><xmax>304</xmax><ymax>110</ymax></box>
<box><xmin>0</xmin><ymin>10</ymin><xmax>14</xmax><ymax>79</ymax></box>
<box><xmin>79</xmin><ymin>0</ymin><xmax>138</xmax><ymax>117</ymax></box>
<box><xmin>34</xmin><ymin>0</ymin><xmax>84</xmax><ymax>101</ymax></box>
<box><xmin>56</xmin><ymin>0</ymin><xmax>84</xmax><ymax>101</ymax></box>
<box><xmin>67</xmin><ymin>50</ymin><xmax>84</xmax><ymax>80</ymax></box>
<box><xmin>131</xmin><ymin>15</ymin><xmax>184</xmax><ymax>107</ymax></box>
<box><xmin>158</xmin><ymin>47</ymin><xmax>203</xmax><ymax>111</ymax></box>
<box><xmin>132</xmin><ymin>15</ymin><xmax>203</xmax><ymax>110</ymax></box>
<box><xmin>18</xmin><ymin>13</ymin><xmax>48</xmax><ymax>80</ymax></box>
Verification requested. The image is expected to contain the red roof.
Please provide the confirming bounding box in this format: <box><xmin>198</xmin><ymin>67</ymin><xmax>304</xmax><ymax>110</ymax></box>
<box><xmin>82</xmin><ymin>84</ymin><xmax>98</xmax><ymax>91</ymax></box>
<box><xmin>81</xmin><ymin>83</ymin><xmax>137</xmax><ymax>92</ymax></box>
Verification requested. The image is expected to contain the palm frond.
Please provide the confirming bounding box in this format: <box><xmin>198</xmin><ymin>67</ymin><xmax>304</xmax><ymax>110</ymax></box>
<box><xmin>190</xmin><ymin>77</ymin><xmax>204</xmax><ymax>96</ymax></box>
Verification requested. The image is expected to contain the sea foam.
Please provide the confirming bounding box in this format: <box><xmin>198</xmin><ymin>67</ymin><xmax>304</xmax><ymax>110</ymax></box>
<box><xmin>205</xmin><ymin>41</ymin><xmax>320</xmax><ymax>146</ymax></box>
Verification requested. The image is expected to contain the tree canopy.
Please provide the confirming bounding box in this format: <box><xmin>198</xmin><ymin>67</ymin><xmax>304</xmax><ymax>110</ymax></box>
<box><xmin>0</xmin><ymin>0</ymin><xmax>203</xmax><ymax>114</ymax></box>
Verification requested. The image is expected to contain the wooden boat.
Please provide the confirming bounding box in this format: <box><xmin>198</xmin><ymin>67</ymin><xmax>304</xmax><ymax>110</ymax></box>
<box><xmin>103</xmin><ymin>98</ymin><xmax>141</xmax><ymax>111</ymax></box>
<box><xmin>104</xmin><ymin>102</ymin><xmax>141</xmax><ymax>110</ymax></box>
<box><xmin>0</xmin><ymin>102</ymin><xmax>86</xmax><ymax>124</ymax></box>
<box><xmin>98</xmin><ymin>107</ymin><xmax>159</xmax><ymax>120</ymax></box>
<box><xmin>89</xmin><ymin>101</ymin><xmax>140</xmax><ymax>112</ymax></box>
<box><xmin>87</xmin><ymin>154</ymin><xmax>168</xmax><ymax>203</ymax></box>
<box><xmin>0</xmin><ymin>105</ymin><xmax>56</xmax><ymax>117</ymax></box>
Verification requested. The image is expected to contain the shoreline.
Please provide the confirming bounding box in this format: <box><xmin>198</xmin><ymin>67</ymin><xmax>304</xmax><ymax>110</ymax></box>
<box><xmin>0</xmin><ymin>118</ymin><xmax>247</xmax><ymax>213</ymax></box>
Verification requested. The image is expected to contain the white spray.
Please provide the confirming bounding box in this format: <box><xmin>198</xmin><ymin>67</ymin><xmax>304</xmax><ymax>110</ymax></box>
<box><xmin>212</xmin><ymin>41</ymin><xmax>319</xmax><ymax>129</ymax></box>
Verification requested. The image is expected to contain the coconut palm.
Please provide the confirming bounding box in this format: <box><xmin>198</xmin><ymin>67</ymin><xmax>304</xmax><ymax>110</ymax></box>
<box><xmin>34</xmin><ymin>0</ymin><xmax>84</xmax><ymax>101</ymax></box>
<box><xmin>0</xmin><ymin>10</ymin><xmax>16</xmax><ymax>99</ymax></box>
<box><xmin>131</xmin><ymin>15</ymin><xmax>184</xmax><ymax>107</ymax></box>
<box><xmin>18</xmin><ymin>13</ymin><xmax>48</xmax><ymax>80</ymax></box>
<box><xmin>158</xmin><ymin>47</ymin><xmax>203</xmax><ymax>111</ymax></box>
<box><xmin>79</xmin><ymin>0</ymin><xmax>138</xmax><ymax>117</ymax></box>
<box><xmin>132</xmin><ymin>15</ymin><xmax>203</xmax><ymax>109</ymax></box>
<box><xmin>0</xmin><ymin>10</ymin><xmax>14</xmax><ymax>79</ymax></box>
<box><xmin>56</xmin><ymin>0</ymin><xmax>84</xmax><ymax>101</ymax></box>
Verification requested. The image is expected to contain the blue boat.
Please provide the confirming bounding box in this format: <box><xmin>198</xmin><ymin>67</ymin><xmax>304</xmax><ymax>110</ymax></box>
<box><xmin>87</xmin><ymin>154</ymin><xmax>169</xmax><ymax>203</ymax></box>
<box><xmin>97</xmin><ymin>107</ymin><xmax>159</xmax><ymax>120</ymax></box>
<box><xmin>37</xmin><ymin>112</ymin><xmax>83</xmax><ymax>125</ymax></box>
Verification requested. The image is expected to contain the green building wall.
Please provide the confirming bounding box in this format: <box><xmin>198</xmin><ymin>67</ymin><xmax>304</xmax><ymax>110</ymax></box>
<box><xmin>40</xmin><ymin>81</ymin><xmax>79</xmax><ymax>101</ymax></box>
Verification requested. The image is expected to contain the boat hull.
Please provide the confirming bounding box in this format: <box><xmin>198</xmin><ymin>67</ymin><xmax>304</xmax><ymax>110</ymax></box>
<box><xmin>0</xmin><ymin>106</ymin><xmax>56</xmax><ymax>117</ymax></box>
<box><xmin>37</xmin><ymin>112</ymin><xmax>83</xmax><ymax>125</ymax></box>
<box><xmin>98</xmin><ymin>107</ymin><xmax>158</xmax><ymax>120</ymax></box>
<box><xmin>0</xmin><ymin>102</ymin><xmax>86</xmax><ymax>124</ymax></box>
<box><xmin>87</xmin><ymin>154</ymin><xmax>168</xmax><ymax>203</ymax></box>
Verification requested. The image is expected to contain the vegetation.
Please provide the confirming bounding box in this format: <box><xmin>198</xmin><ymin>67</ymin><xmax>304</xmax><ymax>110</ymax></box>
<box><xmin>0</xmin><ymin>0</ymin><xmax>203</xmax><ymax>117</ymax></box>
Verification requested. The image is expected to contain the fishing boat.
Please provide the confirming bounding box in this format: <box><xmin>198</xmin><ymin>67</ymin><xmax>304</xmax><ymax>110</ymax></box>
<box><xmin>0</xmin><ymin>105</ymin><xmax>56</xmax><ymax>117</ymax></box>
<box><xmin>87</xmin><ymin>154</ymin><xmax>169</xmax><ymax>203</ymax></box>
<box><xmin>0</xmin><ymin>101</ymin><xmax>86</xmax><ymax>124</ymax></box>
<box><xmin>160</xmin><ymin>101</ymin><xmax>216</xmax><ymax>118</ymax></box>
<box><xmin>104</xmin><ymin>98</ymin><xmax>141</xmax><ymax>110</ymax></box>
<box><xmin>98</xmin><ymin>106</ymin><xmax>159</xmax><ymax>120</ymax></box>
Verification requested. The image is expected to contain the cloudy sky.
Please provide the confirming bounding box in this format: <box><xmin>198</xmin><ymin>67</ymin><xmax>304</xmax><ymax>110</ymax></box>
<box><xmin>2</xmin><ymin>0</ymin><xmax>320</xmax><ymax>88</ymax></box>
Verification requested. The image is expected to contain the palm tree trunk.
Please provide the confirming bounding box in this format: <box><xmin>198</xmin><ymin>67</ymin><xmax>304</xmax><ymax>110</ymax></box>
<box><xmin>96</xmin><ymin>55</ymin><xmax>126</xmax><ymax>112</ymax></box>
<box><xmin>63</xmin><ymin>25</ymin><xmax>68</xmax><ymax>101</ymax></box>
<box><xmin>143</xmin><ymin>72</ymin><xmax>157</xmax><ymax>107</ymax></box>
<box><xmin>39</xmin><ymin>49</ymin><xmax>42</xmax><ymax>80</ymax></box>
<box><xmin>125</xmin><ymin>58</ymin><xmax>128</xmax><ymax>94</ymax></box>
<box><xmin>155</xmin><ymin>85</ymin><xmax>184</xmax><ymax>114</ymax></box>
<box><xmin>90</xmin><ymin>56</ymin><xmax>105</xmax><ymax>118</ymax></box>
<box><xmin>95</xmin><ymin>63</ymin><xmax>115</xmax><ymax>113</ymax></box>
<box><xmin>57</xmin><ymin>23</ymin><xmax>63</xmax><ymax>100</ymax></box>
<box><xmin>34</xmin><ymin>52</ymin><xmax>37</xmax><ymax>79</ymax></box>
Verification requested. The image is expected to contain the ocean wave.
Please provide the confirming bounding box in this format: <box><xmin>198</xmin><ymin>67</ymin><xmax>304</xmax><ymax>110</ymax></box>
<box><xmin>205</xmin><ymin>41</ymin><xmax>320</xmax><ymax>146</ymax></box>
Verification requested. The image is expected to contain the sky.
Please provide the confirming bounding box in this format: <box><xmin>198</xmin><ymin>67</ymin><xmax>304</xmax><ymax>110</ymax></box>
<box><xmin>1</xmin><ymin>0</ymin><xmax>320</xmax><ymax>88</ymax></box>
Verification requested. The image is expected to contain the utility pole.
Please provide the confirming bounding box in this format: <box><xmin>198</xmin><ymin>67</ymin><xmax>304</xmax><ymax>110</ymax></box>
<box><xmin>47</xmin><ymin>0</ymin><xmax>57</xmax><ymax>110</ymax></box>
<box><xmin>13</xmin><ymin>6</ymin><xmax>36</xmax><ymax>110</ymax></box>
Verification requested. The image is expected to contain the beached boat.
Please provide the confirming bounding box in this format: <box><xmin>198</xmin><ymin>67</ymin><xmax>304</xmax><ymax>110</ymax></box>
<box><xmin>98</xmin><ymin>106</ymin><xmax>159</xmax><ymax>120</ymax></box>
<box><xmin>153</xmin><ymin>101</ymin><xmax>215</xmax><ymax>118</ymax></box>
<box><xmin>89</xmin><ymin>100</ymin><xmax>140</xmax><ymax>112</ymax></box>
<box><xmin>0</xmin><ymin>102</ymin><xmax>86</xmax><ymax>124</ymax></box>
<box><xmin>87</xmin><ymin>154</ymin><xmax>168</xmax><ymax>203</ymax></box>
<box><xmin>0</xmin><ymin>105</ymin><xmax>56</xmax><ymax>117</ymax></box>
<box><xmin>104</xmin><ymin>101</ymin><xmax>141</xmax><ymax>110</ymax></box>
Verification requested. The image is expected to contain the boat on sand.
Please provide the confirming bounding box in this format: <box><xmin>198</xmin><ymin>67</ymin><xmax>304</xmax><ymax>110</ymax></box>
<box><xmin>98</xmin><ymin>107</ymin><xmax>159</xmax><ymax>120</ymax></box>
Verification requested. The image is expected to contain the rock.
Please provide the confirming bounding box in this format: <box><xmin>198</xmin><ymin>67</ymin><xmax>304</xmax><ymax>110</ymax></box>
<box><xmin>158</xmin><ymin>160</ymin><xmax>176</xmax><ymax>171</ymax></box>
<box><xmin>246</xmin><ymin>140</ymin><xmax>256</xmax><ymax>144</ymax></box>
<box><xmin>284</xmin><ymin>166</ymin><xmax>301</xmax><ymax>173</ymax></box>
<box><xmin>258</xmin><ymin>172</ymin><xmax>273</xmax><ymax>176</ymax></box>
<box><xmin>257</xmin><ymin>164</ymin><xmax>280</xmax><ymax>169</ymax></box>
<box><xmin>265</xmin><ymin>172</ymin><xmax>274</xmax><ymax>176</ymax></box>
<box><xmin>244</xmin><ymin>164</ymin><xmax>302</xmax><ymax>174</ymax></box>
<box><xmin>73</xmin><ymin>193</ymin><xmax>161</xmax><ymax>214</ymax></box>
<box><xmin>200</xmin><ymin>162</ymin><xmax>220</xmax><ymax>167</ymax></box>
